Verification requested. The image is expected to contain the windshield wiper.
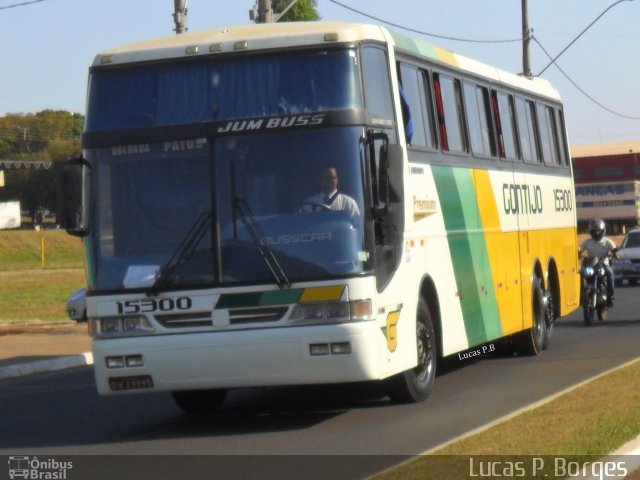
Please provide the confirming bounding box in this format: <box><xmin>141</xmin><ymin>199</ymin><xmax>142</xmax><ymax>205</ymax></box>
<box><xmin>233</xmin><ymin>196</ymin><xmax>291</xmax><ymax>289</ymax></box>
<box><xmin>147</xmin><ymin>211</ymin><xmax>212</xmax><ymax>296</ymax></box>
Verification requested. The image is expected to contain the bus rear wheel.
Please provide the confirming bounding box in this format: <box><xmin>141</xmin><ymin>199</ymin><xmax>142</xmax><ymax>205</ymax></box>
<box><xmin>172</xmin><ymin>388</ymin><xmax>227</xmax><ymax>415</ymax></box>
<box><xmin>387</xmin><ymin>298</ymin><xmax>437</xmax><ymax>403</ymax></box>
<box><xmin>514</xmin><ymin>277</ymin><xmax>546</xmax><ymax>355</ymax></box>
<box><xmin>542</xmin><ymin>287</ymin><xmax>554</xmax><ymax>350</ymax></box>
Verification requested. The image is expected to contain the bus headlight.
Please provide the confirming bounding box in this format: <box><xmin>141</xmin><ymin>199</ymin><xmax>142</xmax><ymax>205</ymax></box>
<box><xmin>289</xmin><ymin>299</ymin><xmax>372</xmax><ymax>325</ymax></box>
<box><xmin>90</xmin><ymin>315</ymin><xmax>155</xmax><ymax>338</ymax></box>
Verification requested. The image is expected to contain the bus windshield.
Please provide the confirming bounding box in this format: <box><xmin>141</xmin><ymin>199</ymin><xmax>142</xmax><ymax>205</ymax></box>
<box><xmin>87</xmin><ymin>127</ymin><xmax>371</xmax><ymax>291</ymax></box>
<box><xmin>86</xmin><ymin>49</ymin><xmax>362</xmax><ymax>132</ymax></box>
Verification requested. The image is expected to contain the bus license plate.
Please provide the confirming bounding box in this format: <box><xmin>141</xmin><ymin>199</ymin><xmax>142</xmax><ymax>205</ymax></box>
<box><xmin>109</xmin><ymin>375</ymin><xmax>154</xmax><ymax>391</ymax></box>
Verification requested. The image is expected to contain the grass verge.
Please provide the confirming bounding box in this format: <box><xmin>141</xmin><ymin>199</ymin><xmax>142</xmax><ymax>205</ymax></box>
<box><xmin>371</xmin><ymin>358</ymin><xmax>640</xmax><ymax>480</ymax></box>
<box><xmin>0</xmin><ymin>230</ymin><xmax>84</xmax><ymax>270</ymax></box>
<box><xmin>0</xmin><ymin>268</ymin><xmax>85</xmax><ymax>323</ymax></box>
<box><xmin>0</xmin><ymin>230</ymin><xmax>85</xmax><ymax>323</ymax></box>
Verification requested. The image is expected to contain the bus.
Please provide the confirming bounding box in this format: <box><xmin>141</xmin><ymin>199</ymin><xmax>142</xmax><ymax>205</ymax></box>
<box><xmin>60</xmin><ymin>22</ymin><xmax>580</xmax><ymax>412</ymax></box>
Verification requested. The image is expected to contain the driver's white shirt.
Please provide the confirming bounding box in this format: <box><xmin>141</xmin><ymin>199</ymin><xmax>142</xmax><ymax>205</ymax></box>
<box><xmin>302</xmin><ymin>190</ymin><xmax>360</xmax><ymax>217</ymax></box>
<box><xmin>580</xmin><ymin>237</ymin><xmax>617</xmax><ymax>265</ymax></box>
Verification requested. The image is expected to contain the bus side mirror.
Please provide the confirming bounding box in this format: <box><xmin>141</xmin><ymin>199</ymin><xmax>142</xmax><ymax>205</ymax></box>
<box><xmin>56</xmin><ymin>156</ymin><xmax>91</xmax><ymax>237</ymax></box>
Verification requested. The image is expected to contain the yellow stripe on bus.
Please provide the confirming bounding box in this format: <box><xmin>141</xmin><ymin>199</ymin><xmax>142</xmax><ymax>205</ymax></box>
<box><xmin>299</xmin><ymin>285</ymin><xmax>346</xmax><ymax>303</ymax></box>
<box><xmin>473</xmin><ymin>169</ymin><xmax>524</xmax><ymax>336</ymax></box>
<box><xmin>434</xmin><ymin>46</ymin><xmax>458</xmax><ymax>67</ymax></box>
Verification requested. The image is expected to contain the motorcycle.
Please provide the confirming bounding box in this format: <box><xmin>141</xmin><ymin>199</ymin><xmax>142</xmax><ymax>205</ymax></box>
<box><xmin>580</xmin><ymin>256</ymin><xmax>610</xmax><ymax>325</ymax></box>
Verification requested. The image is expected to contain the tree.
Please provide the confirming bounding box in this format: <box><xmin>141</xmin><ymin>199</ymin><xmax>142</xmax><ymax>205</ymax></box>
<box><xmin>253</xmin><ymin>0</ymin><xmax>320</xmax><ymax>23</ymax></box>
<box><xmin>0</xmin><ymin>110</ymin><xmax>83</xmax><ymax>226</ymax></box>
<box><xmin>273</xmin><ymin>0</ymin><xmax>320</xmax><ymax>22</ymax></box>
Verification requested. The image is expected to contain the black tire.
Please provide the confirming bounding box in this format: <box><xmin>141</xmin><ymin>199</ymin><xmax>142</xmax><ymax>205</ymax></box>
<box><xmin>542</xmin><ymin>287</ymin><xmax>554</xmax><ymax>350</ymax></box>
<box><xmin>172</xmin><ymin>389</ymin><xmax>227</xmax><ymax>415</ymax></box>
<box><xmin>583</xmin><ymin>292</ymin><xmax>594</xmax><ymax>326</ymax></box>
<box><xmin>515</xmin><ymin>277</ymin><xmax>546</xmax><ymax>355</ymax></box>
<box><xmin>629</xmin><ymin>278</ymin><xmax>638</xmax><ymax>286</ymax></box>
<box><xmin>387</xmin><ymin>298</ymin><xmax>437</xmax><ymax>403</ymax></box>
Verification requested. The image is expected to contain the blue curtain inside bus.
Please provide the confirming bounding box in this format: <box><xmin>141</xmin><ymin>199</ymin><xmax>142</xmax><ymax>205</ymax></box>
<box><xmin>86</xmin><ymin>49</ymin><xmax>362</xmax><ymax>131</ymax></box>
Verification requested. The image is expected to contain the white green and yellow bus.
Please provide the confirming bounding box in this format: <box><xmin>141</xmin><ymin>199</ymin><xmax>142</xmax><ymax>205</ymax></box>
<box><xmin>61</xmin><ymin>22</ymin><xmax>580</xmax><ymax>412</ymax></box>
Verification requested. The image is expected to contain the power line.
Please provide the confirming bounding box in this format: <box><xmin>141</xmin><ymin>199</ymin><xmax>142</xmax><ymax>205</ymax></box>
<box><xmin>532</xmin><ymin>36</ymin><xmax>640</xmax><ymax>121</ymax></box>
<box><xmin>329</xmin><ymin>0</ymin><xmax>520</xmax><ymax>44</ymax></box>
<box><xmin>0</xmin><ymin>0</ymin><xmax>48</xmax><ymax>11</ymax></box>
<box><xmin>536</xmin><ymin>0</ymin><xmax>634</xmax><ymax>76</ymax></box>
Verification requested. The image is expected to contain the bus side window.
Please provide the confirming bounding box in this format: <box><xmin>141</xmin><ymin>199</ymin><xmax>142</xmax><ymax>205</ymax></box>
<box><xmin>492</xmin><ymin>91</ymin><xmax>520</xmax><ymax>161</ymax></box>
<box><xmin>547</xmin><ymin>106</ymin><xmax>562</xmax><ymax>166</ymax></box>
<box><xmin>537</xmin><ymin>103</ymin><xmax>560</xmax><ymax>166</ymax></box>
<box><xmin>433</xmin><ymin>75</ymin><xmax>448</xmax><ymax>151</ymax></box>
<box><xmin>398</xmin><ymin>63</ymin><xmax>435</xmax><ymax>148</ymax></box>
<box><xmin>361</xmin><ymin>46</ymin><xmax>397</xmax><ymax>143</ymax></box>
<box><xmin>434</xmin><ymin>73</ymin><xmax>466</xmax><ymax>153</ymax></box>
<box><xmin>463</xmin><ymin>82</ymin><xmax>496</xmax><ymax>158</ymax></box>
<box><xmin>397</xmin><ymin>68</ymin><xmax>415</xmax><ymax>145</ymax></box>
<box><xmin>515</xmin><ymin>97</ymin><xmax>540</xmax><ymax>164</ymax></box>
<box><xmin>555</xmin><ymin>108</ymin><xmax>570</xmax><ymax>167</ymax></box>
<box><xmin>420</xmin><ymin>70</ymin><xmax>438</xmax><ymax>149</ymax></box>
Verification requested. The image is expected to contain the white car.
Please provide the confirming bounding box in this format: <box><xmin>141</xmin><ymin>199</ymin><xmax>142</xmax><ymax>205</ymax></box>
<box><xmin>613</xmin><ymin>228</ymin><xmax>640</xmax><ymax>286</ymax></box>
<box><xmin>66</xmin><ymin>288</ymin><xmax>87</xmax><ymax>322</ymax></box>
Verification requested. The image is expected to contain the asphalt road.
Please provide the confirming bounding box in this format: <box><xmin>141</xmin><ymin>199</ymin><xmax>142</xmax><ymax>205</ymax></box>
<box><xmin>1</xmin><ymin>285</ymin><xmax>640</xmax><ymax>479</ymax></box>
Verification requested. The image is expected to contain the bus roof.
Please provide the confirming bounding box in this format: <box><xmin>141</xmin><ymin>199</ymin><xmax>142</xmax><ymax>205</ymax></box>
<box><xmin>387</xmin><ymin>29</ymin><xmax>560</xmax><ymax>101</ymax></box>
<box><xmin>93</xmin><ymin>21</ymin><xmax>560</xmax><ymax>101</ymax></box>
<box><xmin>93</xmin><ymin>22</ymin><xmax>386</xmax><ymax>65</ymax></box>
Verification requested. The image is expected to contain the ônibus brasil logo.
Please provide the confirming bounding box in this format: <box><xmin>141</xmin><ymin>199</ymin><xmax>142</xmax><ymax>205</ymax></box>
<box><xmin>8</xmin><ymin>456</ymin><xmax>73</xmax><ymax>479</ymax></box>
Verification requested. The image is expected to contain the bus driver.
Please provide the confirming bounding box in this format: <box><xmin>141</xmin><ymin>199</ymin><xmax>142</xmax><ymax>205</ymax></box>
<box><xmin>300</xmin><ymin>166</ymin><xmax>360</xmax><ymax>217</ymax></box>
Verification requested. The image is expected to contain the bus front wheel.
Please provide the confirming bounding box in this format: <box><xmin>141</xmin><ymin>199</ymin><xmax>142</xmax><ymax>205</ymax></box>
<box><xmin>172</xmin><ymin>388</ymin><xmax>227</xmax><ymax>415</ymax></box>
<box><xmin>386</xmin><ymin>298</ymin><xmax>437</xmax><ymax>403</ymax></box>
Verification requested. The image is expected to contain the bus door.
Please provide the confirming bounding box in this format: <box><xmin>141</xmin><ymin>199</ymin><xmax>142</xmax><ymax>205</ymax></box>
<box><xmin>485</xmin><ymin>90</ymin><xmax>526</xmax><ymax>336</ymax></box>
<box><xmin>513</xmin><ymin>95</ymin><xmax>546</xmax><ymax>330</ymax></box>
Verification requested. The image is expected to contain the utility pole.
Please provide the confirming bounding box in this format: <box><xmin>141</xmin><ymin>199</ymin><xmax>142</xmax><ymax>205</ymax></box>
<box><xmin>173</xmin><ymin>0</ymin><xmax>188</xmax><ymax>34</ymax></box>
<box><xmin>521</xmin><ymin>0</ymin><xmax>532</xmax><ymax>78</ymax></box>
<box><xmin>253</xmin><ymin>0</ymin><xmax>299</xmax><ymax>23</ymax></box>
<box><xmin>257</xmin><ymin>0</ymin><xmax>274</xmax><ymax>23</ymax></box>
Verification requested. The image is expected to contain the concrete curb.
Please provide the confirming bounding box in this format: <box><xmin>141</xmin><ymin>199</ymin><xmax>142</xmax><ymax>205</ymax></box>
<box><xmin>606</xmin><ymin>435</ymin><xmax>640</xmax><ymax>477</ymax></box>
<box><xmin>0</xmin><ymin>352</ymin><xmax>93</xmax><ymax>380</ymax></box>
<box><xmin>612</xmin><ymin>434</ymin><xmax>640</xmax><ymax>456</ymax></box>
<box><xmin>0</xmin><ymin>321</ymin><xmax>81</xmax><ymax>335</ymax></box>
<box><xmin>575</xmin><ymin>435</ymin><xmax>640</xmax><ymax>480</ymax></box>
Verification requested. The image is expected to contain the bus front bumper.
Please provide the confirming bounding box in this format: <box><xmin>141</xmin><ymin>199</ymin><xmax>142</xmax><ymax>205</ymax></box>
<box><xmin>92</xmin><ymin>322</ymin><xmax>385</xmax><ymax>395</ymax></box>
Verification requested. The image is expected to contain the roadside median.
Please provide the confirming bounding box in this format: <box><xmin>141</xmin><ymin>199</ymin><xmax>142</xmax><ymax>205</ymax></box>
<box><xmin>0</xmin><ymin>322</ymin><xmax>92</xmax><ymax>380</ymax></box>
<box><xmin>371</xmin><ymin>357</ymin><xmax>640</xmax><ymax>480</ymax></box>
<box><xmin>0</xmin><ymin>351</ymin><xmax>93</xmax><ymax>380</ymax></box>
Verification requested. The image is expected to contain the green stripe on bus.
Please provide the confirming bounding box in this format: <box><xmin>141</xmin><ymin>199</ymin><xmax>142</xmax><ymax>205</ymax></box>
<box><xmin>454</xmin><ymin>167</ymin><xmax>502</xmax><ymax>342</ymax></box>
<box><xmin>389</xmin><ymin>31</ymin><xmax>439</xmax><ymax>61</ymax></box>
<box><xmin>456</xmin><ymin>169</ymin><xmax>502</xmax><ymax>340</ymax></box>
<box><xmin>215</xmin><ymin>289</ymin><xmax>304</xmax><ymax>309</ymax></box>
<box><xmin>259</xmin><ymin>289</ymin><xmax>303</xmax><ymax>306</ymax></box>
<box><xmin>432</xmin><ymin>166</ymin><xmax>486</xmax><ymax>345</ymax></box>
<box><xmin>215</xmin><ymin>292</ymin><xmax>265</xmax><ymax>309</ymax></box>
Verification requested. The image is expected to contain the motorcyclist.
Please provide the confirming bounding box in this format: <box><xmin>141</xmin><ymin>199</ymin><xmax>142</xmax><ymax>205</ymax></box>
<box><xmin>579</xmin><ymin>219</ymin><xmax>620</xmax><ymax>307</ymax></box>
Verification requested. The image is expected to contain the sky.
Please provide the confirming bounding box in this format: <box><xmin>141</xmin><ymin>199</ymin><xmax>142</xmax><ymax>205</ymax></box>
<box><xmin>0</xmin><ymin>0</ymin><xmax>638</xmax><ymax>147</ymax></box>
